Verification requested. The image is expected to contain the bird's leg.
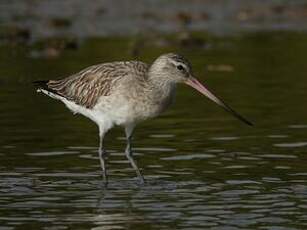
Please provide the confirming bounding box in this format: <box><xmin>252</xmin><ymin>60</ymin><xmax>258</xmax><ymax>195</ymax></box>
<box><xmin>98</xmin><ymin>132</ymin><xmax>108</xmax><ymax>185</ymax></box>
<box><xmin>125</xmin><ymin>136</ymin><xmax>145</xmax><ymax>184</ymax></box>
<box><xmin>125</xmin><ymin>125</ymin><xmax>145</xmax><ymax>184</ymax></box>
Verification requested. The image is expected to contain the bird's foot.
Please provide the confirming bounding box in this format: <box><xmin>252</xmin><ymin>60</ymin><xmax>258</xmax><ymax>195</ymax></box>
<box><xmin>138</xmin><ymin>175</ymin><xmax>145</xmax><ymax>185</ymax></box>
<box><xmin>102</xmin><ymin>171</ymin><xmax>108</xmax><ymax>186</ymax></box>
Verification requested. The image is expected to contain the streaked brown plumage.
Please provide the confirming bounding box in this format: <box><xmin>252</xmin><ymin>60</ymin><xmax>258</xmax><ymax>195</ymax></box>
<box><xmin>47</xmin><ymin>61</ymin><xmax>149</xmax><ymax>109</ymax></box>
<box><xmin>34</xmin><ymin>53</ymin><xmax>252</xmax><ymax>185</ymax></box>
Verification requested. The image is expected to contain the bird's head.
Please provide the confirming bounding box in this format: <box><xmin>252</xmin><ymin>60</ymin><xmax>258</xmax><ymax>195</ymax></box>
<box><xmin>150</xmin><ymin>53</ymin><xmax>253</xmax><ymax>126</ymax></box>
<box><xmin>150</xmin><ymin>53</ymin><xmax>192</xmax><ymax>83</ymax></box>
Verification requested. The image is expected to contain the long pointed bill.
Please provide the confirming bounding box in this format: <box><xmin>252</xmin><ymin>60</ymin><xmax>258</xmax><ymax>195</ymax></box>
<box><xmin>185</xmin><ymin>77</ymin><xmax>253</xmax><ymax>126</ymax></box>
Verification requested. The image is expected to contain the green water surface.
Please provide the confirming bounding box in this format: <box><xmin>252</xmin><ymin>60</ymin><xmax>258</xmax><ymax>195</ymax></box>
<box><xmin>0</xmin><ymin>32</ymin><xmax>307</xmax><ymax>229</ymax></box>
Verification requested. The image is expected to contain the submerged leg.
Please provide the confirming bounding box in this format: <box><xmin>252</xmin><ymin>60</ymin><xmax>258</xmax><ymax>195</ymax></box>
<box><xmin>98</xmin><ymin>130</ymin><xmax>108</xmax><ymax>185</ymax></box>
<box><xmin>125</xmin><ymin>125</ymin><xmax>145</xmax><ymax>184</ymax></box>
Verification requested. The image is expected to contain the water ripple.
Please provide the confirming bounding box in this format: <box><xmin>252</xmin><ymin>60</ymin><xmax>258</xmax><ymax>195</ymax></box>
<box><xmin>274</xmin><ymin>142</ymin><xmax>307</xmax><ymax>148</ymax></box>
<box><xmin>161</xmin><ymin>153</ymin><xmax>215</xmax><ymax>161</ymax></box>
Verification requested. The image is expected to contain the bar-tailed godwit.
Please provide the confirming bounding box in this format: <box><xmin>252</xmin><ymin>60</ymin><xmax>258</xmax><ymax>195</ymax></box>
<box><xmin>34</xmin><ymin>53</ymin><xmax>252</xmax><ymax>184</ymax></box>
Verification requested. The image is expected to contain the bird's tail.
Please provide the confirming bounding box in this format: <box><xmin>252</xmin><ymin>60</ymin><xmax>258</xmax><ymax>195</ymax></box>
<box><xmin>33</xmin><ymin>80</ymin><xmax>62</xmax><ymax>99</ymax></box>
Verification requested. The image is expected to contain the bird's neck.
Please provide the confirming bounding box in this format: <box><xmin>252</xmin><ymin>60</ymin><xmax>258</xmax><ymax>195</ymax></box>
<box><xmin>147</xmin><ymin>72</ymin><xmax>177</xmax><ymax>101</ymax></box>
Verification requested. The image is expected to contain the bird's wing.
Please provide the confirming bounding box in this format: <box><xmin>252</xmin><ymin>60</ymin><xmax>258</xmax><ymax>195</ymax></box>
<box><xmin>46</xmin><ymin>61</ymin><xmax>148</xmax><ymax>109</ymax></box>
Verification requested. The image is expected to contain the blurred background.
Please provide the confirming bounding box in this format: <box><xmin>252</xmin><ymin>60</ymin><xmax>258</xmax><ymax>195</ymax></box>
<box><xmin>2</xmin><ymin>0</ymin><xmax>307</xmax><ymax>39</ymax></box>
<box><xmin>1</xmin><ymin>1</ymin><xmax>307</xmax><ymax>230</ymax></box>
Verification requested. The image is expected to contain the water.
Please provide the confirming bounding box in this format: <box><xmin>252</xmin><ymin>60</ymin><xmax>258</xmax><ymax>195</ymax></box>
<box><xmin>1</xmin><ymin>32</ymin><xmax>307</xmax><ymax>229</ymax></box>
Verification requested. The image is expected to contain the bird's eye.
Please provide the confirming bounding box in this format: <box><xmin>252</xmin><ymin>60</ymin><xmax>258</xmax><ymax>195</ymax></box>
<box><xmin>177</xmin><ymin>65</ymin><xmax>184</xmax><ymax>71</ymax></box>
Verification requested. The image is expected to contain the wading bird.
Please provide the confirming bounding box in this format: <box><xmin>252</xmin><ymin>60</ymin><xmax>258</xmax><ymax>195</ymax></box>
<box><xmin>34</xmin><ymin>53</ymin><xmax>252</xmax><ymax>184</ymax></box>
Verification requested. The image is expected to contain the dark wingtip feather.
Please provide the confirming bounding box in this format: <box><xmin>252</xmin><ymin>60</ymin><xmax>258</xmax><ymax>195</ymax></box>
<box><xmin>33</xmin><ymin>80</ymin><xmax>49</xmax><ymax>89</ymax></box>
